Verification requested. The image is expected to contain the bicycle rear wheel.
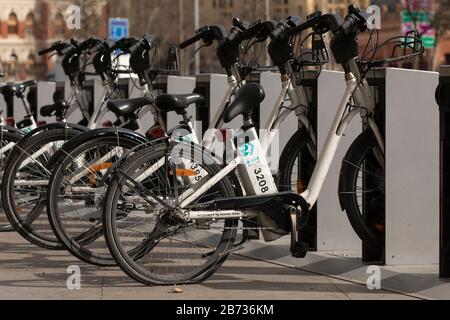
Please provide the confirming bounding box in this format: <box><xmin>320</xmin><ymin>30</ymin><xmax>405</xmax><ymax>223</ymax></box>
<box><xmin>1</xmin><ymin>128</ymin><xmax>82</xmax><ymax>249</ymax></box>
<box><xmin>103</xmin><ymin>143</ymin><xmax>238</xmax><ymax>285</ymax></box>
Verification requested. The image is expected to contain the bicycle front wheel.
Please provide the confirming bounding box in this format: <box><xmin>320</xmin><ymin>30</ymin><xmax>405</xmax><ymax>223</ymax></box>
<box><xmin>339</xmin><ymin>130</ymin><xmax>385</xmax><ymax>250</ymax></box>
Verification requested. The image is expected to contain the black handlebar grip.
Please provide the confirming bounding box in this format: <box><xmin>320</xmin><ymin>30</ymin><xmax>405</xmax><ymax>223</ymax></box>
<box><xmin>270</xmin><ymin>23</ymin><xmax>286</xmax><ymax>40</ymax></box>
<box><xmin>179</xmin><ymin>33</ymin><xmax>202</xmax><ymax>49</ymax></box>
<box><xmin>339</xmin><ymin>16</ymin><xmax>356</xmax><ymax>35</ymax></box>
<box><xmin>227</xmin><ymin>27</ymin><xmax>242</xmax><ymax>44</ymax></box>
<box><xmin>128</xmin><ymin>43</ymin><xmax>139</xmax><ymax>55</ymax></box>
<box><xmin>233</xmin><ymin>18</ymin><xmax>247</xmax><ymax>31</ymax></box>
<box><xmin>38</xmin><ymin>47</ymin><xmax>55</xmax><ymax>56</ymax></box>
<box><xmin>60</xmin><ymin>46</ymin><xmax>74</xmax><ymax>56</ymax></box>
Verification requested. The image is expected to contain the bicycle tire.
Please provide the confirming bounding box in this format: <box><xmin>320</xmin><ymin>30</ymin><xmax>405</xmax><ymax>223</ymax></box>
<box><xmin>2</xmin><ymin>128</ymin><xmax>81</xmax><ymax>249</ymax></box>
<box><xmin>338</xmin><ymin>130</ymin><xmax>385</xmax><ymax>250</ymax></box>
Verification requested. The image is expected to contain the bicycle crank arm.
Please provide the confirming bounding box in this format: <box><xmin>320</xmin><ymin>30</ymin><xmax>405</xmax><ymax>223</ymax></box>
<box><xmin>190</xmin><ymin>192</ymin><xmax>310</xmax><ymax>235</ymax></box>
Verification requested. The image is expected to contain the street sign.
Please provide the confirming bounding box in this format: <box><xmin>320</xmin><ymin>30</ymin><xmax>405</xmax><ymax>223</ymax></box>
<box><xmin>401</xmin><ymin>10</ymin><xmax>435</xmax><ymax>48</ymax></box>
<box><xmin>109</xmin><ymin>18</ymin><xmax>129</xmax><ymax>40</ymax></box>
<box><xmin>401</xmin><ymin>0</ymin><xmax>433</xmax><ymax>11</ymax></box>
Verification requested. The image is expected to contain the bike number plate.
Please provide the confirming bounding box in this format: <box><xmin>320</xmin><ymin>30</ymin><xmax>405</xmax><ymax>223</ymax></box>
<box><xmin>238</xmin><ymin>136</ymin><xmax>277</xmax><ymax>195</ymax></box>
<box><xmin>176</xmin><ymin>133</ymin><xmax>208</xmax><ymax>184</ymax></box>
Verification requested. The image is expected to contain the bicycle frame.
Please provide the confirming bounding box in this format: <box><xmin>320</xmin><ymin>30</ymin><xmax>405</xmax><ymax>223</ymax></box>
<box><xmin>52</xmin><ymin>81</ymin><xmax>157</xmax><ymax>186</ymax></box>
<box><xmin>56</xmin><ymin>62</ymin><xmax>318</xmax><ymax>204</ymax></box>
<box><xmin>173</xmin><ymin>58</ymin><xmax>385</xmax><ymax>222</ymax></box>
<box><xmin>123</xmin><ymin>62</ymin><xmax>316</xmax><ymax>194</ymax></box>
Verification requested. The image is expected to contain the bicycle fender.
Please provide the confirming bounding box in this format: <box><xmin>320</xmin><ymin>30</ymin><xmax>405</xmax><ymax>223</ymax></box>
<box><xmin>21</xmin><ymin>122</ymin><xmax>87</xmax><ymax>140</ymax></box>
<box><xmin>0</xmin><ymin>125</ymin><xmax>24</xmax><ymax>136</ymax></box>
<box><xmin>46</xmin><ymin>127</ymin><xmax>151</xmax><ymax>170</ymax></box>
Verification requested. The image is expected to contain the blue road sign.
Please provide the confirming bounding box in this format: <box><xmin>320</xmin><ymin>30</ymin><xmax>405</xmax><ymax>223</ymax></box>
<box><xmin>109</xmin><ymin>18</ymin><xmax>129</xmax><ymax>40</ymax></box>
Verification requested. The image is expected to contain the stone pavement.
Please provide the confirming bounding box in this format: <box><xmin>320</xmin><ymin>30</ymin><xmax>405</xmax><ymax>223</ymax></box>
<box><xmin>0</xmin><ymin>232</ymin><xmax>417</xmax><ymax>300</ymax></box>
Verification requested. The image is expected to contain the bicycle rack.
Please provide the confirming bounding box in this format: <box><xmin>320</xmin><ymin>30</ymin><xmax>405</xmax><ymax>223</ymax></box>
<box><xmin>383</xmin><ymin>68</ymin><xmax>439</xmax><ymax>266</ymax></box>
<box><xmin>364</xmin><ymin>69</ymin><xmax>386</xmax><ymax>265</ymax></box>
<box><xmin>438</xmin><ymin>65</ymin><xmax>450</xmax><ymax>278</ymax></box>
<box><xmin>317</xmin><ymin>70</ymin><xmax>361</xmax><ymax>253</ymax></box>
<box><xmin>194</xmin><ymin>73</ymin><xmax>228</xmax><ymax>137</ymax></box>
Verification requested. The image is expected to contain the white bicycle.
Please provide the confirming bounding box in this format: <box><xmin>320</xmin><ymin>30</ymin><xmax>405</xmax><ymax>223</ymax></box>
<box><xmin>101</xmin><ymin>6</ymin><xmax>424</xmax><ymax>285</ymax></box>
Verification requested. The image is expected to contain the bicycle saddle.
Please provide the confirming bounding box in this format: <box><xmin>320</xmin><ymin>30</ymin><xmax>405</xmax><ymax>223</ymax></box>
<box><xmin>107</xmin><ymin>97</ymin><xmax>154</xmax><ymax>116</ymax></box>
<box><xmin>155</xmin><ymin>93</ymin><xmax>204</xmax><ymax>114</ymax></box>
<box><xmin>0</xmin><ymin>80</ymin><xmax>37</xmax><ymax>97</ymax></box>
<box><xmin>40</xmin><ymin>100</ymin><xmax>70</xmax><ymax>118</ymax></box>
<box><xmin>223</xmin><ymin>82</ymin><xmax>265</xmax><ymax>123</ymax></box>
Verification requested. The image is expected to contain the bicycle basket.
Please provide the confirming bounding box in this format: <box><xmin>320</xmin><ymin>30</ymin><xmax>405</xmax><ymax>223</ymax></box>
<box><xmin>361</xmin><ymin>30</ymin><xmax>424</xmax><ymax>67</ymax></box>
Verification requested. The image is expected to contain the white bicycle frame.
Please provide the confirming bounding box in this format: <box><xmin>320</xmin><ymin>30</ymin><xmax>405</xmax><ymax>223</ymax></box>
<box><xmin>130</xmin><ymin>62</ymin><xmax>316</xmax><ymax>191</ymax></box>
<box><xmin>173</xmin><ymin>58</ymin><xmax>385</xmax><ymax>224</ymax></box>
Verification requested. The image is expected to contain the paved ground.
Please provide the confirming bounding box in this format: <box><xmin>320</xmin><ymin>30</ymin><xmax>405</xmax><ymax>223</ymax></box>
<box><xmin>0</xmin><ymin>232</ymin><xmax>417</xmax><ymax>300</ymax></box>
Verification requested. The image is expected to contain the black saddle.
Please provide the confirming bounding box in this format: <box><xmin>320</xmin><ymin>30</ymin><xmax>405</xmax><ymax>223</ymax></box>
<box><xmin>155</xmin><ymin>93</ymin><xmax>204</xmax><ymax>114</ymax></box>
<box><xmin>223</xmin><ymin>83</ymin><xmax>265</xmax><ymax>123</ymax></box>
<box><xmin>40</xmin><ymin>100</ymin><xmax>70</xmax><ymax>118</ymax></box>
<box><xmin>0</xmin><ymin>80</ymin><xmax>37</xmax><ymax>97</ymax></box>
<box><xmin>107</xmin><ymin>97</ymin><xmax>154</xmax><ymax>116</ymax></box>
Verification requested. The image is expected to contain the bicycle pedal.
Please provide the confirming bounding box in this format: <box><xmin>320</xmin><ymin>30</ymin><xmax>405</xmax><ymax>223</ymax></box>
<box><xmin>290</xmin><ymin>241</ymin><xmax>308</xmax><ymax>258</ymax></box>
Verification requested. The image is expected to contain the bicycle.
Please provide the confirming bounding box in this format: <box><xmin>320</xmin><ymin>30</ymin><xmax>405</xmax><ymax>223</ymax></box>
<box><xmin>0</xmin><ymin>36</ymin><xmax>155</xmax><ymax>249</ymax></box>
<box><xmin>101</xmin><ymin>5</ymin><xmax>423</xmax><ymax>285</ymax></box>
<box><xmin>44</xmin><ymin>20</ymin><xmax>282</xmax><ymax>266</ymax></box>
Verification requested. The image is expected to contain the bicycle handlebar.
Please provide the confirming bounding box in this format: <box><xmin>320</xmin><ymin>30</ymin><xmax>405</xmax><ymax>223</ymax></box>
<box><xmin>107</xmin><ymin>37</ymin><xmax>139</xmax><ymax>53</ymax></box>
<box><xmin>337</xmin><ymin>4</ymin><xmax>368</xmax><ymax>36</ymax></box>
<box><xmin>129</xmin><ymin>34</ymin><xmax>157</xmax><ymax>55</ymax></box>
<box><xmin>179</xmin><ymin>25</ymin><xmax>227</xmax><ymax>49</ymax></box>
<box><xmin>229</xmin><ymin>19</ymin><xmax>277</xmax><ymax>44</ymax></box>
<box><xmin>38</xmin><ymin>41</ymin><xmax>72</xmax><ymax>56</ymax></box>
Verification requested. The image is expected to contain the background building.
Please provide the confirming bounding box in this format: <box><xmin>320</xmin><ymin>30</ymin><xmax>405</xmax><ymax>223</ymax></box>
<box><xmin>0</xmin><ymin>0</ymin><xmax>107</xmax><ymax>81</ymax></box>
<box><xmin>0</xmin><ymin>0</ymin><xmax>448</xmax><ymax>80</ymax></box>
